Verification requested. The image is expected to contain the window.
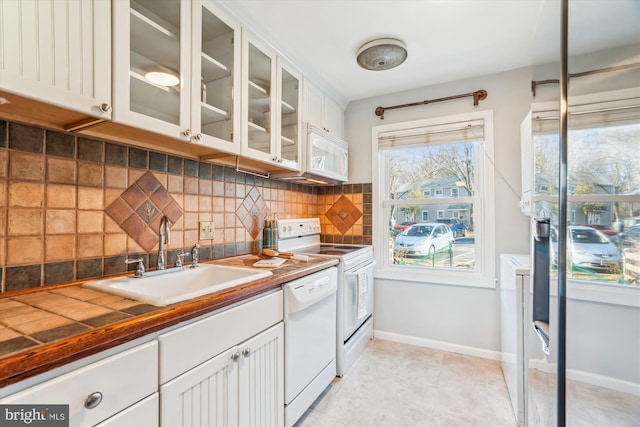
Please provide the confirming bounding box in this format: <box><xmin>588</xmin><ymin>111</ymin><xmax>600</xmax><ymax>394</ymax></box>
<box><xmin>531</xmin><ymin>91</ymin><xmax>640</xmax><ymax>287</ymax></box>
<box><xmin>373</xmin><ymin>111</ymin><xmax>495</xmax><ymax>288</ymax></box>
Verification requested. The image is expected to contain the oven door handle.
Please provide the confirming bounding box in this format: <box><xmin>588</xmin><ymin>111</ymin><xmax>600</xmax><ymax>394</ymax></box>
<box><xmin>344</xmin><ymin>261</ymin><xmax>376</xmax><ymax>278</ymax></box>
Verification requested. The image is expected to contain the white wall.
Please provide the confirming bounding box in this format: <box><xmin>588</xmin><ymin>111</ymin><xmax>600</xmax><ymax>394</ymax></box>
<box><xmin>344</xmin><ymin>44</ymin><xmax>640</xmax><ymax>361</ymax></box>
<box><xmin>345</xmin><ymin>65</ymin><xmax>533</xmax><ymax>355</ymax></box>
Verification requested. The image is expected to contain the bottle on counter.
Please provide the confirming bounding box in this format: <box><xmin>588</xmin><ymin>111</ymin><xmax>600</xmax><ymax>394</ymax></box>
<box><xmin>263</xmin><ymin>214</ymin><xmax>278</xmax><ymax>250</ymax></box>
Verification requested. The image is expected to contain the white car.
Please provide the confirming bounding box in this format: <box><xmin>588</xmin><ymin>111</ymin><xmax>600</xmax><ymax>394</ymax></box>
<box><xmin>552</xmin><ymin>225</ymin><xmax>620</xmax><ymax>272</ymax></box>
<box><xmin>394</xmin><ymin>223</ymin><xmax>455</xmax><ymax>257</ymax></box>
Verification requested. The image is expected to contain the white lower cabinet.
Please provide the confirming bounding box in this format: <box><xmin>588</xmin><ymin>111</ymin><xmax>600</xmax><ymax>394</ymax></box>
<box><xmin>158</xmin><ymin>290</ymin><xmax>284</xmax><ymax>427</ymax></box>
<box><xmin>0</xmin><ymin>341</ymin><xmax>158</xmax><ymax>427</ymax></box>
<box><xmin>96</xmin><ymin>393</ymin><xmax>159</xmax><ymax>427</ymax></box>
<box><xmin>161</xmin><ymin>323</ymin><xmax>284</xmax><ymax>427</ymax></box>
<box><xmin>238</xmin><ymin>323</ymin><xmax>284</xmax><ymax>427</ymax></box>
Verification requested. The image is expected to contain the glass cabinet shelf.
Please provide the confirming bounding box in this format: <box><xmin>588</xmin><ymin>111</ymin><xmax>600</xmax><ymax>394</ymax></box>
<box><xmin>130</xmin><ymin>71</ymin><xmax>179</xmax><ymax>124</ymax></box>
<box><xmin>201</xmin><ymin>52</ymin><xmax>229</xmax><ymax>81</ymax></box>
<box><xmin>130</xmin><ymin>6</ymin><xmax>180</xmax><ymax>73</ymax></box>
<box><xmin>281</xmin><ymin>100</ymin><xmax>295</xmax><ymax>113</ymax></box>
<box><xmin>281</xmin><ymin>135</ymin><xmax>295</xmax><ymax>145</ymax></box>
<box><xmin>201</xmin><ymin>102</ymin><xmax>228</xmax><ymax>125</ymax></box>
<box><xmin>248</xmin><ymin>79</ymin><xmax>268</xmax><ymax>96</ymax></box>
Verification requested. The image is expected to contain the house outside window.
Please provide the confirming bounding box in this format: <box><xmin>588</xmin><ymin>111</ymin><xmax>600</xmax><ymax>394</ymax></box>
<box><xmin>373</xmin><ymin>111</ymin><xmax>496</xmax><ymax>288</ymax></box>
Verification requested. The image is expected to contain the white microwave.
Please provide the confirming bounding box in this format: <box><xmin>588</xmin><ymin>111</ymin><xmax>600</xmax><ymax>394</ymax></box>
<box><xmin>272</xmin><ymin>124</ymin><xmax>349</xmax><ymax>185</ymax></box>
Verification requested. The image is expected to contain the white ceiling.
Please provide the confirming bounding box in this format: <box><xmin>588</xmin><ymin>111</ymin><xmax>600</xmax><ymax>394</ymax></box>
<box><xmin>218</xmin><ymin>0</ymin><xmax>639</xmax><ymax>105</ymax></box>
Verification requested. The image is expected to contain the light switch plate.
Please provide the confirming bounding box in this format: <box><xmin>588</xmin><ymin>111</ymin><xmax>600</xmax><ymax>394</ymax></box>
<box><xmin>199</xmin><ymin>221</ymin><xmax>215</xmax><ymax>239</ymax></box>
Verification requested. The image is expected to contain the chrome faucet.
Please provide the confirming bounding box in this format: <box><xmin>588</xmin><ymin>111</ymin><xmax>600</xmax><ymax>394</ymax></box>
<box><xmin>191</xmin><ymin>243</ymin><xmax>200</xmax><ymax>268</ymax></box>
<box><xmin>158</xmin><ymin>215</ymin><xmax>170</xmax><ymax>270</ymax></box>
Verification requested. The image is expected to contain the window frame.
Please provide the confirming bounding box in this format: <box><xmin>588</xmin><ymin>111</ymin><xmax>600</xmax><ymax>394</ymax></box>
<box><xmin>372</xmin><ymin>110</ymin><xmax>496</xmax><ymax>288</ymax></box>
<box><xmin>530</xmin><ymin>88</ymin><xmax>640</xmax><ymax>308</ymax></box>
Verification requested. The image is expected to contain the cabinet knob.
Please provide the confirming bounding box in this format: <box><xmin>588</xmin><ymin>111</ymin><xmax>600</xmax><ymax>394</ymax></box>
<box><xmin>84</xmin><ymin>391</ymin><xmax>103</xmax><ymax>409</ymax></box>
<box><xmin>180</xmin><ymin>130</ymin><xmax>192</xmax><ymax>139</ymax></box>
<box><xmin>231</xmin><ymin>352</ymin><xmax>240</xmax><ymax>362</ymax></box>
<box><xmin>193</xmin><ymin>133</ymin><xmax>203</xmax><ymax>142</ymax></box>
<box><xmin>99</xmin><ymin>103</ymin><xmax>112</xmax><ymax>113</ymax></box>
<box><xmin>242</xmin><ymin>348</ymin><xmax>251</xmax><ymax>358</ymax></box>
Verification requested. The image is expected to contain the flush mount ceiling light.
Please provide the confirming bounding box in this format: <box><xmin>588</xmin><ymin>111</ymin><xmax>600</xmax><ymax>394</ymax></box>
<box><xmin>144</xmin><ymin>67</ymin><xmax>180</xmax><ymax>87</ymax></box>
<box><xmin>356</xmin><ymin>38</ymin><xmax>407</xmax><ymax>71</ymax></box>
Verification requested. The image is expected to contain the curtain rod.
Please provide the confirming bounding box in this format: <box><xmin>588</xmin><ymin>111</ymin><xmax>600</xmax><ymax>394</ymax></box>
<box><xmin>374</xmin><ymin>89</ymin><xmax>487</xmax><ymax>120</ymax></box>
<box><xmin>531</xmin><ymin>62</ymin><xmax>640</xmax><ymax>96</ymax></box>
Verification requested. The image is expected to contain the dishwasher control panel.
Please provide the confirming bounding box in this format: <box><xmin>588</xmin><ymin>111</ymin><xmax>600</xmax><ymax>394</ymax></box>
<box><xmin>283</xmin><ymin>267</ymin><xmax>337</xmax><ymax>314</ymax></box>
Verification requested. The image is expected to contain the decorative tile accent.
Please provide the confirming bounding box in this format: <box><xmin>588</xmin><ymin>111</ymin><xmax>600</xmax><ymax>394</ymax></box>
<box><xmin>236</xmin><ymin>186</ymin><xmax>269</xmax><ymax>240</ymax></box>
<box><xmin>326</xmin><ymin>194</ymin><xmax>362</xmax><ymax>234</ymax></box>
<box><xmin>105</xmin><ymin>172</ymin><xmax>182</xmax><ymax>252</ymax></box>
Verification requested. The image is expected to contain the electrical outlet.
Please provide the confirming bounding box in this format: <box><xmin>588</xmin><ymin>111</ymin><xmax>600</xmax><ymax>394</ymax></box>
<box><xmin>199</xmin><ymin>221</ymin><xmax>215</xmax><ymax>239</ymax></box>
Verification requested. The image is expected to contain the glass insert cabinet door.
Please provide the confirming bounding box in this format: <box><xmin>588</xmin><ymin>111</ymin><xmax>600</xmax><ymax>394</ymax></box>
<box><xmin>113</xmin><ymin>0</ymin><xmax>241</xmax><ymax>154</ymax></box>
<box><xmin>241</xmin><ymin>30</ymin><xmax>277</xmax><ymax>161</ymax></box>
<box><xmin>278</xmin><ymin>62</ymin><xmax>302</xmax><ymax>169</ymax></box>
<box><xmin>114</xmin><ymin>0</ymin><xmax>188</xmax><ymax>136</ymax></box>
<box><xmin>191</xmin><ymin>2</ymin><xmax>241</xmax><ymax>152</ymax></box>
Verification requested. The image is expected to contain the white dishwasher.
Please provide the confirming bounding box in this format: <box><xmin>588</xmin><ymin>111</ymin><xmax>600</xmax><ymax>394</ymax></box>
<box><xmin>283</xmin><ymin>267</ymin><xmax>337</xmax><ymax>427</ymax></box>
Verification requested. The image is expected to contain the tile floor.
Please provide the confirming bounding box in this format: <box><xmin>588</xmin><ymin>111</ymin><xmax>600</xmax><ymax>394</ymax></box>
<box><xmin>296</xmin><ymin>339</ymin><xmax>516</xmax><ymax>427</ymax></box>
<box><xmin>296</xmin><ymin>339</ymin><xmax>640</xmax><ymax>427</ymax></box>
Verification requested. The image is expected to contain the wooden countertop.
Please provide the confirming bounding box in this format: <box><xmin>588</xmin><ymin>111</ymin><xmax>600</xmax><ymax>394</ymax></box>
<box><xmin>0</xmin><ymin>254</ymin><xmax>338</xmax><ymax>388</ymax></box>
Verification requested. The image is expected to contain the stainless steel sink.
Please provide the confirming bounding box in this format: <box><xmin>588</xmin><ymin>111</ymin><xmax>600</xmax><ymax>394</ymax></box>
<box><xmin>83</xmin><ymin>264</ymin><xmax>272</xmax><ymax>306</ymax></box>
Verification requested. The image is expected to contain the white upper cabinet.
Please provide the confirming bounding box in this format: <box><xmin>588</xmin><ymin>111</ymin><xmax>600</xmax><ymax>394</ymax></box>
<box><xmin>190</xmin><ymin>0</ymin><xmax>241</xmax><ymax>152</ymax></box>
<box><xmin>241</xmin><ymin>30</ymin><xmax>302</xmax><ymax>170</ymax></box>
<box><xmin>0</xmin><ymin>0</ymin><xmax>112</xmax><ymax>119</ymax></box>
<box><xmin>112</xmin><ymin>0</ymin><xmax>241</xmax><ymax>154</ymax></box>
<box><xmin>276</xmin><ymin>59</ymin><xmax>303</xmax><ymax>170</ymax></box>
<box><xmin>241</xmin><ymin>30</ymin><xmax>277</xmax><ymax>163</ymax></box>
<box><xmin>303</xmin><ymin>78</ymin><xmax>344</xmax><ymax>138</ymax></box>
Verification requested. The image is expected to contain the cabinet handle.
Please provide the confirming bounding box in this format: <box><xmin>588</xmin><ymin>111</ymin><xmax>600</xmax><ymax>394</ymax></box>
<box><xmin>193</xmin><ymin>133</ymin><xmax>203</xmax><ymax>142</ymax></box>
<box><xmin>99</xmin><ymin>103</ymin><xmax>112</xmax><ymax>113</ymax></box>
<box><xmin>242</xmin><ymin>348</ymin><xmax>251</xmax><ymax>358</ymax></box>
<box><xmin>180</xmin><ymin>130</ymin><xmax>192</xmax><ymax>139</ymax></box>
<box><xmin>84</xmin><ymin>391</ymin><xmax>103</xmax><ymax>409</ymax></box>
<box><xmin>231</xmin><ymin>352</ymin><xmax>240</xmax><ymax>362</ymax></box>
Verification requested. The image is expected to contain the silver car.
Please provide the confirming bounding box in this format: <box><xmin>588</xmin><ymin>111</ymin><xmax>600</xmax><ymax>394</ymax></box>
<box><xmin>394</xmin><ymin>223</ymin><xmax>455</xmax><ymax>257</ymax></box>
<box><xmin>567</xmin><ymin>226</ymin><xmax>620</xmax><ymax>272</ymax></box>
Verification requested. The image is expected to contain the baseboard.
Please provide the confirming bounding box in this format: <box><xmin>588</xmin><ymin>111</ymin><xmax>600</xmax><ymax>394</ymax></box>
<box><xmin>528</xmin><ymin>358</ymin><xmax>640</xmax><ymax>397</ymax></box>
<box><xmin>374</xmin><ymin>330</ymin><xmax>640</xmax><ymax>397</ymax></box>
<box><xmin>373</xmin><ymin>329</ymin><xmax>503</xmax><ymax>361</ymax></box>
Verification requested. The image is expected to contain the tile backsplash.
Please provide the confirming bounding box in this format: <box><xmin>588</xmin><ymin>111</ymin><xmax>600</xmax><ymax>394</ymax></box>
<box><xmin>0</xmin><ymin>120</ymin><xmax>372</xmax><ymax>292</ymax></box>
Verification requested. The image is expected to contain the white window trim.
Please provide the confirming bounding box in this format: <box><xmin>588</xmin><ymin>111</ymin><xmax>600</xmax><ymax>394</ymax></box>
<box><xmin>434</xmin><ymin>189</ymin><xmax>444</xmax><ymax>197</ymax></box>
<box><xmin>372</xmin><ymin>110</ymin><xmax>496</xmax><ymax>288</ymax></box>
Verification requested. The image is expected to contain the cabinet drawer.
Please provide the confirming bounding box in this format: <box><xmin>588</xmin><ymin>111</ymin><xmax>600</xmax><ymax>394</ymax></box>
<box><xmin>0</xmin><ymin>341</ymin><xmax>158</xmax><ymax>427</ymax></box>
<box><xmin>159</xmin><ymin>290</ymin><xmax>283</xmax><ymax>383</ymax></box>
<box><xmin>95</xmin><ymin>393</ymin><xmax>158</xmax><ymax>427</ymax></box>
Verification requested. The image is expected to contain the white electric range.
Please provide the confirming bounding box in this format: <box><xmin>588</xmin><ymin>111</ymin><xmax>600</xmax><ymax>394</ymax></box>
<box><xmin>277</xmin><ymin>218</ymin><xmax>375</xmax><ymax>377</ymax></box>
